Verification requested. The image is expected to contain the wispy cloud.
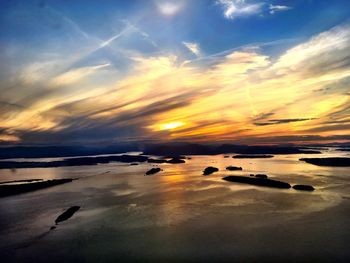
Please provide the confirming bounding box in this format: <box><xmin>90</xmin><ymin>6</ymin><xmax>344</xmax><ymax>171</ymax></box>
<box><xmin>254</xmin><ymin>118</ymin><xmax>316</xmax><ymax>126</ymax></box>
<box><xmin>269</xmin><ymin>4</ymin><xmax>292</xmax><ymax>14</ymax></box>
<box><xmin>182</xmin><ymin>41</ymin><xmax>201</xmax><ymax>56</ymax></box>
<box><xmin>216</xmin><ymin>0</ymin><xmax>263</xmax><ymax>19</ymax></box>
<box><xmin>216</xmin><ymin>1</ymin><xmax>292</xmax><ymax>19</ymax></box>
<box><xmin>50</xmin><ymin>63</ymin><xmax>111</xmax><ymax>87</ymax></box>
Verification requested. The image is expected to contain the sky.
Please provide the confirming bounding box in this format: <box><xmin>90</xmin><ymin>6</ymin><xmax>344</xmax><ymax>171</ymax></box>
<box><xmin>0</xmin><ymin>0</ymin><xmax>350</xmax><ymax>145</ymax></box>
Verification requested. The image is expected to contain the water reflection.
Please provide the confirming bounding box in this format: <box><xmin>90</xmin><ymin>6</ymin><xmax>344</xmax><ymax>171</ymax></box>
<box><xmin>0</xmin><ymin>148</ymin><xmax>349</xmax><ymax>261</ymax></box>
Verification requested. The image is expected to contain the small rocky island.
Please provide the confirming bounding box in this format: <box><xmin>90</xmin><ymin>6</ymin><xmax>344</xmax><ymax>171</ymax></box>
<box><xmin>145</xmin><ymin>167</ymin><xmax>162</xmax><ymax>175</ymax></box>
<box><xmin>292</xmin><ymin>185</ymin><xmax>315</xmax><ymax>191</ymax></box>
<box><xmin>203</xmin><ymin>166</ymin><xmax>219</xmax><ymax>175</ymax></box>
<box><xmin>55</xmin><ymin>206</ymin><xmax>81</xmax><ymax>224</ymax></box>
<box><xmin>222</xmin><ymin>175</ymin><xmax>291</xmax><ymax>189</ymax></box>
<box><xmin>299</xmin><ymin>157</ymin><xmax>350</xmax><ymax>167</ymax></box>
<box><xmin>226</xmin><ymin>166</ymin><xmax>243</xmax><ymax>171</ymax></box>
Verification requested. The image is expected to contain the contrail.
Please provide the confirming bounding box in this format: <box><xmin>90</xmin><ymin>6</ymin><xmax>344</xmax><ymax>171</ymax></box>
<box><xmin>99</xmin><ymin>27</ymin><xmax>131</xmax><ymax>48</ymax></box>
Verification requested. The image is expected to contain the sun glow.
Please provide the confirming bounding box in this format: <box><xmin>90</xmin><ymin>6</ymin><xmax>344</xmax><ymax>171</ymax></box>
<box><xmin>159</xmin><ymin>121</ymin><xmax>185</xmax><ymax>130</ymax></box>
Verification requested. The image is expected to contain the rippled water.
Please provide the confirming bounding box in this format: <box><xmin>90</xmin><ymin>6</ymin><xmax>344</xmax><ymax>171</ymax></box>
<box><xmin>0</xmin><ymin>148</ymin><xmax>349</xmax><ymax>262</ymax></box>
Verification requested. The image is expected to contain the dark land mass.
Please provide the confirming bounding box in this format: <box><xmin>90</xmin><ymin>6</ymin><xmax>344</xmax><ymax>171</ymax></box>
<box><xmin>233</xmin><ymin>154</ymin><xmax>274</xmax><ymax>159</ymax></box>
<box><xmin>0</xmin><ymin>154</ymin><xmax>187</xmax><ymax>169</ymax></box>
<box><xmin>0</xmin><ymin>179</ymin><xmax>43</xmax><ymax>184</ymax></box>
<box><xmin>0</xmin><ymin>145</ymin><xmax>136</xmax><ymax>159</ymax></box>
<box><xmin>293</xmin><ymin>185</ymin><xmax>315</xmax><ymax>191</ymax></box>
<box><xmin>147</xmin><ymin>157</ymin><xmax>186</xmax><ymax>164</ymax></box>
<box><xmin>167</xmin><ymin>158</ymin><xmax>186</xmax><ymax>164</ymax></box>
<box><xmin>203</xmin><ymin>166</ymin><xmax>219</xmax><ymax>175</ymax></box>
<box><xmin>0</xmin><ymin>155</ymin><xmax>149</xmax><ymax>169</ymax></box>
<box><xmin>0</xmin><ymin>179</ymin><xmax>74</xmax><ymax>197</ymax></box>
<box><xmin>337</xmin><ymin>148</ymin><xmax>350</xmax><ymax>152</ymax></box>
<box><xmin>299</xmin><ymin>157</ymin><xmax>350</xmax><ymax>167</ymax></box>
<box><xmin>0</xmin><ymin>143</ymin><xmax>321</xmax><ymax>160</ymax></box>
<box><xmin>147</xmin><ymin>158</ymin><xmax>168</xmax><ymax>164</ymax></box>
<box><xmin>55</xmin><ymin>206</ymin><xmax>80</xmax><ymax>224</ymax></box>
<box><xmin>222</xmin><ymin>175</ymin><xmax>291</xmax><ymax>189</ymax></box>
<box><xmin>145</xmin><ymin>168</ymin><xmax>162</xmax><ymax>175</ymax></box>
<box><xmin>226</xmin><ymin>166</ymin><xmax>243</xmax><ymax>171</ymax></box>
<box><xmin>255</xmin><ymin>174</ymin><xmax>268</xmax><ymax>179</ymax></box>
<box><xmin>143</xmin><ymin>143</ymin><xmax>321</xmax><ymax>156</ymax></box>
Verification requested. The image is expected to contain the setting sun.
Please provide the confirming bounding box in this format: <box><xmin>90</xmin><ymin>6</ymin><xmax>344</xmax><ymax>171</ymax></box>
<box><xmin>159</xmin><ymin>121</ymin><xmax>185</xmax><ymax>130</ymax></box>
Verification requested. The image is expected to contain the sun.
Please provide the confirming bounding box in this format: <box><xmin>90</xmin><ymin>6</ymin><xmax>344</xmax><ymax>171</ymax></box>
<box><xmin>155</xmin><ymin>0</ymin><xmax>184</xmax><ymax>17</ymax></box>
<box><xmin>159</xmin><ymin>121</ymin><xmax>185</xmax><ymax>130</ymax></box>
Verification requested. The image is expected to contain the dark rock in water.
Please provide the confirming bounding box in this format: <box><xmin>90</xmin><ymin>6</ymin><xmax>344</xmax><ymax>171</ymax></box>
<box><xmin>226</xmin><ymin>166</ymin><xmax>242</xmax><ymax>171</ymax></box>
<box><xmin>233</xmin><ymin>154</ymin><xmax>274</xmax><ymax>159</ymax></box>
<box><xmin>130</xmin><ymin>163</ymin><xmax>139</xmax><ymax>166</ymax></box>
<box><xmin>145</xmin><ymin>168</ymin><xmax>162</xmax><ymax>175</ymax></box>
<box><xmin>250</xmin><ymin>174</ymin><xmax>254</xmax><ymax>177</ymax></box>
<box><xmin>224</xmin><ymin>155</ymin><xmax>230</xmax><ymax>158</ymax></box>
<box><xmin>222</xmin><ymin>176</ymin><xmax>291</xmax><ymax>189</ymax></box>
<box><xmin>299</xmin><ymin>157</ymin><xmax>350</xmax><ymax>167</ymax></box>
<box><xmin>0</xmin><ymin>178</ymin><xmax>75</xmax><ymax>197</ymax></box>
<box><xmin>255</xmin><ymin>174</ymin><xmax>268</xmax><ymax>179</ymax></box>
<box><xmin>167</xmin><ymin>158</ymin><xmax>185</xmax><ymax>164</ymax></box>
<box><xmin>55</xmin><ymin>206</ymin><xmax>80</xmax><ymax>225</ymax></box>
<box><xmin>147</xmin><ymin>159</ymin><xmax>167</xmax><ymax>164</ymax></box>
<box><xmin>203</xmin><ymin>166</ymin><xmax>219</xmax><ymax>175</ymax></box>
<box><xmin>293</xmin><ymin>185</ymin><xmax>315</xmax><ymax>191</ymax></box>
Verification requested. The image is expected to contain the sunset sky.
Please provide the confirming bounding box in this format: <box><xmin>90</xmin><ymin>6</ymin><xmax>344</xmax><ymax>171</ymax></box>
<box><xmin>1</xmin><ymin>0</ymin><xmax>350</xmax><ymax>145</ymax></box>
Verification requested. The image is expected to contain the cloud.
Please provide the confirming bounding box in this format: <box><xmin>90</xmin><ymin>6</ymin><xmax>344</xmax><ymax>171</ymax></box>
<box><xmin>271</xmin><ymin>24</ymin><xmax>350</xmax><ymax>75</ymax></box>
<box><xmin>217</xmin><ymin>0</ymin><xmax>263</xmax><ymax>19</ymax></box>
<box><xmin>254</xmin><ymin>118</ymin><xmax>316</xmax><ymax>126</ymax></box>
<box><xmin>182</xmin><ymin>42</ymin><xmax>201</xmax><ymax>56</ymax></box>
<box><xmin>269</xmin><ymin>4</ymin><xmax>292</xmax><ymax>14</ymax></box>
<box><xmin>50</xmin><ymin>63</ymin><xmax>111</xmax><ymax>87</ymax></box>
<box><xmin>2</xmin><ymin>21</ymin><xmax>350</xmax><ymax>145</ymax></box>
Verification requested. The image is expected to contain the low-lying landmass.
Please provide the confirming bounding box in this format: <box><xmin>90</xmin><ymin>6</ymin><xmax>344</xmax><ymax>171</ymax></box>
<box><xmin>293</xmin><ymin>185</ymin><xmax>315</xmax><ymax>191</ymax></box>
<box><xmin>147</xmin><ymin>157</ymin><xmax>186</xmax><ymax>164</ymax></box>
<box><xmin>0</xmin><ymin>144</ymin><xmax>322</xmax><ymax>160</ymax></box>
<box><xmin>203</xmin><ymin>166</ymin><xmax>219</xmax><ymax>175</ymax></box>
<box><xmin>0</xmin><ymin>178</ymin><xmax>75</xmax><ymax>197</ymax></box>
<box><xmin>222</xmin><ymin>175</ymin><xmax>315</xmax><ymax>191</ymax></box>
<box><xmin>223</xmin><ymin>175</ymin><xmax>291</xmax><ymax>189</ymax></box>
<box><xmin>337</xmin><ymin>148</ymin><xmax>350</xmax><ymax>152</ymax></box>
<box><xmin>0</xmin><ymin>154</ymin><xmax>188</xmax><ymax>169</ymax></box>
<box><xmin>226</xmin><ymin>166</ymin><xmax>243</xmax><ymax>171</ymax></box>
<box><xmin>143</xmin><ymin>143</ymin><xmax>321</xmax><ymax>155</ymax></box>
<box><xmin>233</xmin><ymin>154</ymin><xmax>274</xmax><ymax>159</ymax></box>
<box><xmin>0</xmin><ymin>179</ymin><xmax>43</xmax><ymax>184</ymax></box>
<box><xmin>0</xmin><ymin>155</ymin><xmax>149</xmax><ymax>169</ymax></box>
<box><xmin>55</xmin><ymin>206</ymin><xmax>81</xmax><ymax>225</ymax></box>
<box><xmin>145</xmin><ymin>167</ymin><xmax>162</xmax><ymax>176</ymax></box>
<box><xmin>300</xmin><ymin>157</ymin><xmax>350</xmax><ymax>167</ymax></box>
<box><xmin>254</xmin><ymin>174</ymin><xmax>268</xmax><ymax>179</ymax></box>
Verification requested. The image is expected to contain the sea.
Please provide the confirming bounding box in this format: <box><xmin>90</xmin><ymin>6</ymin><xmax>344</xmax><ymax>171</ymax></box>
<box><xmin>0</xmin><ymin>148</ymin><xmax>349</xmax><ymax>262</ymax></box>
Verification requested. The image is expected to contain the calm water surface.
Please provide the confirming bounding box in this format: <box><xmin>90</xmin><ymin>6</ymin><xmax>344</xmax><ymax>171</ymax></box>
<box><xmin>0</xmin><ymin>148</ymin><xmax>349</xmax><ymax>262</ymax></box>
